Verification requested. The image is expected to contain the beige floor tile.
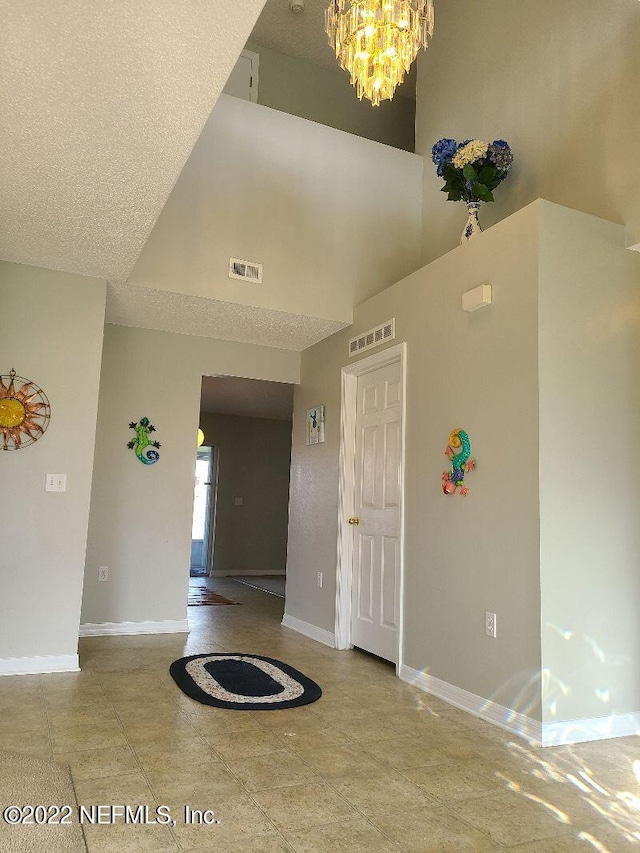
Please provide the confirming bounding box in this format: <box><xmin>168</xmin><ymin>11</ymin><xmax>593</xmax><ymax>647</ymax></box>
<box><xmin>372</xmin><ymin>804</ymin><xmax>502</xmax><ymax>852</ymax></box>
<box><xmin>449</xmin><ymin>789</ymin><xmax>577</xmax><ymax>847</ymax></box>
<box><xmin>283</xmin><ymin>816</ymin><xmax>399</xmax><ymax>852</ymax></box>
<box><xmin>61</xmin><ymin>745</ymin><xmax>140</xmax><ymax>782</ymax></box>
<box><xmin>507</xmin><ymin>825</ymin><xmax>640</xmax><ymax>851</ymax></box>
<box><xmin>145</xmin><ymin>761</ymin><xmax>246</xmax><ymax>802</ymax></box>
<box><xmin>50</xmin><ymin>720</ymin><xmax>128</xmax><ymax>754</ymax></box>
<box><xmin>133</xmin><ymin>736</ymin><xmax>220</xmax><ymax>771</ymax></box>
<box><xmin>82</xmin><ymin>822</ymin><xmax>179</xmax><ymax>852</ymax></box>
<box><xmin>10</xmin><ymin>579</ymin><xmax>640</xmax><ymax>850</ymax></box>
<box><xmin>331</xmin><ymin>770</ymin><xmax>432</xmax><ymax>815</ymax></box>
<box><xmin>231</xmin><ymin>750</ymin><xmax>320</xmax><ymax>791</ymax></box>
<box><xmin>252</xmin><ymin>782</ymin><xmax>359</xmax><ymax>831</ymax></box>
<box><xmin>169</xmin><ymin>793</ymin><xmax>278</xmax><ymax>849</ymax></box>
<box><xmin>292</xmin><ymin>742</ymin><xmax>386</xmax><ymax>779</ymax></box>
<box><xmin>403</xmin><ymin>758</ymin><xmax>505</xmax><ymax>802</ymax></box>
<box><xmin>0</xmin><ymin>728</ymin><xmax>51</xmax><ymax>757</ymax></box>
<box><xmin>181</xmin><ymin>838</ymin><xmax>293</xmax><ymax>853</ymax></box>
<box><xmin>208</xmin><ymin>728</ymin><xmax>286</xmax><ymax>760</ymax></box>
<box><xmin>364</xmin><ymin>734</ymin><xmax>451</xmax><ymax>770</ymax></box>
<box><xmin>74</xmin><ymin>770</ymin><xmax>157</xmax><ymax>809</ymax></box>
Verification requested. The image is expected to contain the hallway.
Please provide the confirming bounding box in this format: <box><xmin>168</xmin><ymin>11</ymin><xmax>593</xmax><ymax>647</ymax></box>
<box><xmin>3</xmin><ymin>581</ymin><xmax>639</xmax><ymax>852</ymax></box>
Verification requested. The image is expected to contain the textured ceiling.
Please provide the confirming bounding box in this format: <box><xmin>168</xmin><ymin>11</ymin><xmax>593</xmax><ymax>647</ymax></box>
<box><xmin>0</xmin><ymin>0</ymin><xmax>267</xmax><ymax>280</ymax></box>
<box><xmin>106</xmin><ymin>283</ymin><xmax>348</xmax><ymax>351</ymax></box>
<box><xmin>200</xmin><ymin>376</ymin><xmax>294</xmax><ymax>420</ymax></box>
<box><xmin>250</xmin><ymin>0</ymin><xmax>417</xmax><ymax>95</ymax></box>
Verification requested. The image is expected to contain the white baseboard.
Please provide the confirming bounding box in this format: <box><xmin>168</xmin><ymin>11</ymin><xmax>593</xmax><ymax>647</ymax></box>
<box><xmin>79</xmin><ymin>619</ymin><xmax>189</xmax><ymax>637</ymax></box>
<box><xmin>399</xmin><ymin>664</ymin><xmax>544</xmax><ymax>745</ymax></box>
<box><xmin>542</xmin><ymin>712</ymin><xmax>640</xmax><ymax>746</ymax></box>
<box><xmin>214</xmin><ymin>571</ymin><xmax>286</xmax><ymax>577</ymax></box>
<box><xmin>0</xmin><ymin>654</ymin><xmax>80</xmax><ymax>676</ymax></box>
<box><xmin>281</xmin><ymin>613</ymin><xmax>335</xmax><ymax>648</ymax></box>
<box><xmin>399</xmin><ymin>665</ymin><xmax>640</xmax><ymax>747</ymax></box>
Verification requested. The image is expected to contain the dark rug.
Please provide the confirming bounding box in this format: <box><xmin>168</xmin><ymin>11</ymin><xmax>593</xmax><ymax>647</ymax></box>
<box><xmin>188</xmin><ymin>587</ymin><xmax>238</xmax><ymax>606</ymax></box>
<box><xmin>169</xmin><ymin>653</ymin><xmax>322</xmax><ymax>710</ymax></box>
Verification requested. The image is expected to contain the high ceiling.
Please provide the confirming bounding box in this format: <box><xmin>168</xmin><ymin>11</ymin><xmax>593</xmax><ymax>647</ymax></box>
<box><xmin>249</xmin><ymin>0</ymin><xmax>417</xmax><ymax>95</ymax></box>
<box><xmin>0</xmin><ymin>0</ymin><xmax>267</xmax><ymax>281</ymax></box>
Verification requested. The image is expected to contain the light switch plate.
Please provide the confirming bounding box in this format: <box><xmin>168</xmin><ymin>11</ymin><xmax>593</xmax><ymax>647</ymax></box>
<box><xmin>45</xmin><ymin>473</ymin><xmax>67</xmax><ymax>492</ymax></box>
<box><xmin>234</xmin><ymin>497</ymin><xmax>243</xmax><ymax>506</ymax></box>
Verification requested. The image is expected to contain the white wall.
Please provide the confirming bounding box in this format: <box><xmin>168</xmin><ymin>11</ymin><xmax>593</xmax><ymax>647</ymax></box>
<box><xmin>245</xmin><ymin>40</ymin><xmax>415</xmax><ymax>152</ymax></box>
<box><xmin>538</xmin><ymin>204</ymin><xmax>640</xmax><ymax>723</ymax></box>
<box><xmin>416</xmin><ymin>0</ymin><xmax>640</xmax><ymax>262</ymax></box>
<box><xmin>0</xmin><ymin>262</ymin><xmax>106</xmax><ymax>665</ymax></box>
<box><xmin>128</xmin><ymin>94</ymin><xmax>423</xmax><ymax>325</ymax></box>
<box><xmin>199</xmin><ymin>412</ymin><xmax>292</xmax><ymax>576</ymax></box>
<box><xmin>81</xmin><ymin>324</ymin><xmax>299</xmax><ymax>627</ymax></box>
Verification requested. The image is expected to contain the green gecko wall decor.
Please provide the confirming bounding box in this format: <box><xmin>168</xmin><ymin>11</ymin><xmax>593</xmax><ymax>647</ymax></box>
<box><xmin>127</xmin><ymin>417</ymin><xmax>161</xmax><ymax>465</ymax></box>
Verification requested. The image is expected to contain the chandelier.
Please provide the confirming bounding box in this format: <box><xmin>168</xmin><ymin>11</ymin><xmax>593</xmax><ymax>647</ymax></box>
<box><xmin>325</xmin><ymin>0</ymin><xmax>434</xmax><ymax>107</ymax></box>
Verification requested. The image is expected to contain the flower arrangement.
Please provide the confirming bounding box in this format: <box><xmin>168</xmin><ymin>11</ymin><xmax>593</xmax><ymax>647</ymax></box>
<box><xmin>431</xmin><ymin>138</ymin><xmax>513</xmax><ymax>203</ymax></box>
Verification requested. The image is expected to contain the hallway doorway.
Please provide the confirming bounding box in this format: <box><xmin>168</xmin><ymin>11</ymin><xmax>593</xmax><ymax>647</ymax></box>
<box><xmin>195</xmin><ymin>374</ymin><xmax>294</xmax><ymax>601</ymax></box>
<box><xmin>190</xmin><ymin>444</ymin><xmax>218</xmax><ymax>577</ymax></box>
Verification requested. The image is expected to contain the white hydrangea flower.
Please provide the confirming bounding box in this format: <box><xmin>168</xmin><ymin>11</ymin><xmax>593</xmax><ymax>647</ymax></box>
<box><xmin>452</xmin><ymin>140</ymin><xmax>489</xmax><ymax>169</ymax></box>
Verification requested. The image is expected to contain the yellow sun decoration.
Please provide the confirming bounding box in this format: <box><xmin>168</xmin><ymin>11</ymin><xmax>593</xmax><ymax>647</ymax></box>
<box><xmin>0</xmin><ymin>369</ymin><xmax>51</xmax><ymax>450</ymax></box>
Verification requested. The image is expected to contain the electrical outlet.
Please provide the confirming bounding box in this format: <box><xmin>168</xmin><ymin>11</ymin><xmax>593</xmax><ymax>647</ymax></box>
<box><xmin>98</xmin><ymin>566</ymin><xmax>108</xmax><ymax>582</ymax></box>
<box><xmin>485</xmin><ymin>611</ymin><xmax>497</xmax><ymax>638</ymax></box>
<box><xmin>317</xmin><ymin>572</ymin><xmax>323</xmax><ymax>588</ymax></box>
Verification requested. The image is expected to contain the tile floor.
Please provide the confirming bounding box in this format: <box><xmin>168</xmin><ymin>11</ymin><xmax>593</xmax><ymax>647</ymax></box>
<box><xmin>3</xmin><ymin>579</ymin><xmax>640</xmax><ymax>852</ymax></box>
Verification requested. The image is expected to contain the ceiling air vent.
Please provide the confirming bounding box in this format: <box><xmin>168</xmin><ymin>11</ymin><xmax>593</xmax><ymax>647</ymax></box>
<box><xmin>348</xmin><ymin>318</ymin><xmax>395</xmax><ymax>357</ymax></box>
<box><xmin>229</xmin><ymin>257</ymin><xmax>263</xmax><ymax>284</ymax></box>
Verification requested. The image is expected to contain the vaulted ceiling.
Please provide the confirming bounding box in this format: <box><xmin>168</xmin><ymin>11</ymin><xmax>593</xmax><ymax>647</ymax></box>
<box><xmin>0</xmin><ymin>0</ymin><xmax>267</xmax><ymax>281</ymax></box>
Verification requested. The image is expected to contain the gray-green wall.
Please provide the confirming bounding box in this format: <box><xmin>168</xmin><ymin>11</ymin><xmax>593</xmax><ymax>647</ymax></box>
<box><xmin>416</xmin><ymin>0</ymin><xmax>640</xmax><ymax>262</ymax></box>
<box><xmin>0</xmin><ymin>262</ymin><xmax>106</xmax><ymax>664</ymax></box>
<box><xmin>81</xmin><ymin>325</ymin><xmax>299</xmax><ymax>627</ymax></box>
<box><xmin>285</xmin><ymin>201</ymin><xmax>640</xmax><ymax>727</ymax></box>
<box><xmin>247</xmin><ymin>41</ymin><xmax>415</xmax><ymax>152</ymax></box>
<box><xmin>199</xmin><ymin>412</ymin><xmax>292</xmax><ymax>576</ymax></box>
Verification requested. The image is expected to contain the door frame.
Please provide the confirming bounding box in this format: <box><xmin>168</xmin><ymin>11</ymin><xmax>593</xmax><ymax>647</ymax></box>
<box><xmin>334</xmin><ymin>342</ymin><xmax>407</xmax><ymax>673</ymax></box>
<box><xmin>205</xmin><ymin>444</ymin><xmax>220</xmax><ymax>576</ymax></box>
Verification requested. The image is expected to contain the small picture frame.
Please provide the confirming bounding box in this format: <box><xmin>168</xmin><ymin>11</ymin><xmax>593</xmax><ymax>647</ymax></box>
<box><xmin>306</xmin><ymin>405</ymin><xmax>325</xmax><ymax>446</ymax></box>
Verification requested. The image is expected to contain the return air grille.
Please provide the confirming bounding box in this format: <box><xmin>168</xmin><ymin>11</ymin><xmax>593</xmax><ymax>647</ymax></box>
<box><xmin>348</xmin><ymin>319</ymin><xmax>395</xmax><ymax>357</ymax></box>
<box><xmin>229</xmin><ymin>257</ymin><xmax>263</xmax><ymax>283</ymax></box>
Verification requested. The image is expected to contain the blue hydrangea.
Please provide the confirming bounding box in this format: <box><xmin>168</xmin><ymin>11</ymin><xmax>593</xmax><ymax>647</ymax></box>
<box><xmin>490</xmin><ymin>139</ymin><xmax>513</xmax><ymax>172</ymax></box>
<box><xmin>431</xmin><ymin>138</ymin><xmax>457</xmax><ymax>176</ymax></box>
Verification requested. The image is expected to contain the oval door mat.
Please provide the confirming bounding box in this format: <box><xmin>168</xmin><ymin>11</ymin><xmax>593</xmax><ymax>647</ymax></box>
<box><xmin>169</xmin><ymin>653</ymin><xmax>322</xmax><ymax>710</ymax></box>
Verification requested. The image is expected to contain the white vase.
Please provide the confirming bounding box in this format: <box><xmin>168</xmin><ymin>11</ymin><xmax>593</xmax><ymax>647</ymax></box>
<box><xmin>461</xmin><ymin>201</ymin><xmax>483</xmax><ymax>243</ymax></box>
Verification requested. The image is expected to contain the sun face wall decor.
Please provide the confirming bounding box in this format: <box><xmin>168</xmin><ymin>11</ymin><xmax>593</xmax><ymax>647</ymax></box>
<box><xmin>0</xmin><ymin>369</ymin><xmax>51</xmax><ymax>451</ymax></box>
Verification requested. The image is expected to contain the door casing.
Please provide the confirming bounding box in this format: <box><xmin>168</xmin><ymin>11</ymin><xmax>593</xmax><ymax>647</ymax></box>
<box><xmin>335</xmin><ymin>342</ymin><xmax>407</xmax><ymax>674</ymax></box>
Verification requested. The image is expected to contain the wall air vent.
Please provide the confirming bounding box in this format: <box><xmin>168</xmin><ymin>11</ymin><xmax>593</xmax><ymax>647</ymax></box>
<box><xmin>348</xmin><ymin>318</ymin><xmax>395</xmax><ymax>357</ymax></box>
<box><xmin>229</xmin><ymin>257</ymin><xmax>263</xmax><ymax>284</ymax></box>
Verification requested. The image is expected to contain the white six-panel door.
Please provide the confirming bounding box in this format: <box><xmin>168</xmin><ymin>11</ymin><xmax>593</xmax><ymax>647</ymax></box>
<box><xmin>350</xmin><ymin>360</ymin><xmax>403</xmax><ymax>662</ymax></box>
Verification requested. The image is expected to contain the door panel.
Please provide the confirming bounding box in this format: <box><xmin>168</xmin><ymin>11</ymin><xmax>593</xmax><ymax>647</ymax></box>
<box><xmin>351</xmin><ymin>360</ymin><xmax>403</xmax><ymax>662</ymax></box>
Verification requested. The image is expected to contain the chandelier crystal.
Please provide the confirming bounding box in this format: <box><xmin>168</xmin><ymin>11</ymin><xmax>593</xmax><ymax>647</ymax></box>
<box><xmin>325</xmin><ymin>0</ymin><xmax>434</xmax><ymax>107</ymax></box>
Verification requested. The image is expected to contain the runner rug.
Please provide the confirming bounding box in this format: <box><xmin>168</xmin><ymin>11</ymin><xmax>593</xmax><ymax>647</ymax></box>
<box><xmin>187</xmin><ymin>586</ymin><xmax>238</xmax><ymax>606</ymax></box>
<box><xmin>169</xmin><ymin>653</ymin><xmax>322</xmax><ymax>710</ymax></box>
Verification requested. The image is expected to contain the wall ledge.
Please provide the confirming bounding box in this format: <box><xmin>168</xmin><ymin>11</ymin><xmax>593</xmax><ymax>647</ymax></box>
<box><xmin>79</xmin><ymin>620</ymin><xmax>189</xmax><ymax>637</ymax></box>
<box><xmin>0</xmin><ymin>654</ymin><xmax>80</xmax><ymax>676</ymax></box>
<box><xmin>281</xmin><ymin>613</ymin><xmax>335</xmax><ymax>648</ymax></box>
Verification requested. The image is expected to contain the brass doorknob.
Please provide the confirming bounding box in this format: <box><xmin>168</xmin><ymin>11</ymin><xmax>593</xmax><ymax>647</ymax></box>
<box><xmin>348</xmin><ymin>517</ymin><xmax>360</xmax><ymax>525</ymax></box>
